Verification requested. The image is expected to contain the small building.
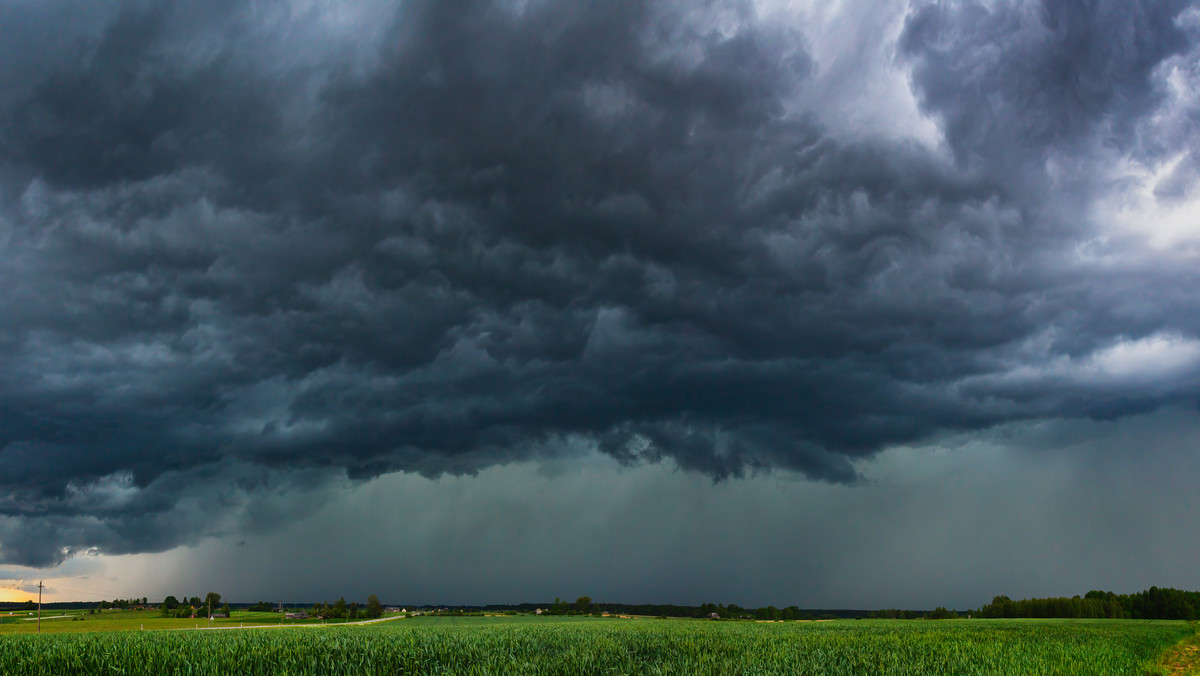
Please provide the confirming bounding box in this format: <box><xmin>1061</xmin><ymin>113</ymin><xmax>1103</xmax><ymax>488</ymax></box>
<box><xmin>285</xmin><ymin>612</ymin><xmax>309</xmax><ymax>620</ymax></box>
<box><xmin>708</xmin><ymin>613</ymin><xmax>720</xmax><ymax>619</ymax></box>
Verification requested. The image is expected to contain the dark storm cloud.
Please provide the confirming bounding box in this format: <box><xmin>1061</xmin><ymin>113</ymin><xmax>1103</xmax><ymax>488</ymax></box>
<box><xmin>1</xmin><ymin>0</ymin><xmax>1199</xmax><ymax>566</ymax></box>
<box><xmin>902</xmin><ymin>0</ymin><xmax>1192</xmax><ymax>166</ymax></box>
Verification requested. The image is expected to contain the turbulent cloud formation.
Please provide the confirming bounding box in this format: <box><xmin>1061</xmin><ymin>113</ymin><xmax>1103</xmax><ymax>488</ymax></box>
<box><xmin>1</xmin><ymin>0</ymin><xmax>1199</xmax><ymax>567</ymax></box>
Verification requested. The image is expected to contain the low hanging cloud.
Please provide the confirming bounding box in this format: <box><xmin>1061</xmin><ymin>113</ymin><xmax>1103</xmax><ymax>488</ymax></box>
<box><xmin>1</xmin><ymin>0</ymin><xmax>1199</xmax><ymax>567</ymax></box>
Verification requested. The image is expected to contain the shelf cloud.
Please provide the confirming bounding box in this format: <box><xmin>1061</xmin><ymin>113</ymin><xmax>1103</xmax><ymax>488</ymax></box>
<box><xmin>2</xmin><ymin>0</ymin><xmax>1199</xmax><ymax>568</ymax></box>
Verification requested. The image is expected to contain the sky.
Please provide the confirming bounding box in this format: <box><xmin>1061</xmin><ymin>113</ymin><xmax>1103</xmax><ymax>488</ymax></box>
<box><xmin>1</xmin><ymin>0</ymin><xmax>1199</xmax><ymax>611</ymax></box>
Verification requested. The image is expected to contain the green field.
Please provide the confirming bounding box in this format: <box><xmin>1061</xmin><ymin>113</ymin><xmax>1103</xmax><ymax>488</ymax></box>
<box><xmin>0</xmin><ymin>616</ymin><xmax>1195</xmax><ymax>675</ymax></box>
<box><xmin>0</xmin><ymin>608</ymin><xmax>373</xmax><ymax>635</ymax></box>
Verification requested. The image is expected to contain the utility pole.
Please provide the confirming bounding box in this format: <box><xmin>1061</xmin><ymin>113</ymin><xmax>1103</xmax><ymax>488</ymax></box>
<box><xmin>37</xmin><ymin>581</ymin><xmax>43</xmax><ymax>634</ymax></box>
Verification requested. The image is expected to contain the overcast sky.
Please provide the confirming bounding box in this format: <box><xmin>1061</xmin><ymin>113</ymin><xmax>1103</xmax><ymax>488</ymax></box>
<box><xmin>2</xmin><ymin>0</ymin><xmax>1200</xmax><ymax>610</ymax></box>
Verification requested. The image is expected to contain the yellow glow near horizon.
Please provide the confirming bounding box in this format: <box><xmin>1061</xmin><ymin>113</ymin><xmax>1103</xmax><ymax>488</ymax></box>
<box><xmin>0</xmin><ymin>588</ymin><xmax>36</xmax><ymax>604</ymax></box>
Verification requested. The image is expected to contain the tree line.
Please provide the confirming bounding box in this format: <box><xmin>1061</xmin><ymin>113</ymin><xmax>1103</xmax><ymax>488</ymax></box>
<box><xmin>8</xmin><ymin>587</ymin><xmax>1196</xmax><ymax>621</ymax></box>
<box><xmin>500</xmin><ymin>598</ymin><xmax>846</xmax><ymax>620</ymax></box>
<box><xmin>159</xmin><ymin>592</ymin><xmax>230</xmax><ymax>618</ymax></box>
<box><xmin>88</xmin><ymin>598</ymin><xmax>149</xmax><ymax>610</ymax></box>
<box><xmin>977</xmin><ymin>587</ymin><xmax>1200</xmax><ymax>620</ymax></box>
<box><xmin>503</xmin><ymin>587</ymin><xmax>1200</xmax><ymax>621</ymax></box>
<box><xmin>302</xmin><ymin>595</ymin><xmax>384</xmax><ymax>620</ymax></box>
<box><xmin>158</xmin><ymin>593</ymin><xmax>385</xmax><ymax>620</ymax></box>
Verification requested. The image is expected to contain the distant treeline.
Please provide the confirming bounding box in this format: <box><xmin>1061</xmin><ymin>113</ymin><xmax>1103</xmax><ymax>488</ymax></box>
<box><xmin>478</xmin><ymin>601</ymin><xmax>872</xmax><ymax>620</ymax></box>
<box><xmin>0</xmin><ymin>600</ymin><xmax>151</xmax><ymax>611</ymax></box>
<box><xmin>977</xmin><ymin>588</ymin><xmax>1200</xmax><ymax>621</ymax></box>
<box><xmin>0</xmin><ymin>602</ymin><xmax>92</xmax><ymax>611</ymax></box>
<box><xmin>6</xmin><ymin>587</ymin><xmax>1196</xmax><ymax>621</ymax></box>
<box><xmin>0</xmin><ymin>600</ymin><xmax>350</xmax><ymax>612</ymax></box>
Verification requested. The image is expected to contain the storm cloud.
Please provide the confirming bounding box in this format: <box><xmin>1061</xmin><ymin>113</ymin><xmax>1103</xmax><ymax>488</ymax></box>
<box><xmin>2</xmin><ymin>0</ymin><xmax>1200</xmax><ymax>567</ymax></box>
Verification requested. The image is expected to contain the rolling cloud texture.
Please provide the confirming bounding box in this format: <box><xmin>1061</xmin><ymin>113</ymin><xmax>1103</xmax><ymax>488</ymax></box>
<box><xmin>2</xmin><ymin>0</ymin><xmax>1199</xmax><ymax>567</ymax></box>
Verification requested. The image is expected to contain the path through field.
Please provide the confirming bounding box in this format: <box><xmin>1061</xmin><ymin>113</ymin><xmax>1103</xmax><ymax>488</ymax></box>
<box><xmin>1159</xmin><ymin>631</ymin><xmax>1200</xmax><ymax>676</ymax></box>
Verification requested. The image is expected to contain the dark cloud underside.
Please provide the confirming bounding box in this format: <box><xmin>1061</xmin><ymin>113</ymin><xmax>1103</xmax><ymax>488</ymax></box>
<box><xmin>1</xmin><ymin>0</ymin><xmax>1199</xmax><ymax>566</ymax></box>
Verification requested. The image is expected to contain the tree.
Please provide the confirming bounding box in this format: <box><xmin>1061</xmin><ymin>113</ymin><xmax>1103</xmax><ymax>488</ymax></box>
<box><xmin>349</xmin><ymin>602</ymin><xmax>359</xmax><ymax>620</ymax></box>
<box><xmin>163</xmin><ymin>596</ymin><xmax>180</xmax><ymax>610</ymax></box>
<box><xmin>204</xmin><ymin>592</ymin><xmax>222</xmax><ymax>616</ymax></box>
<box><xmin>333</xmin><ymin>597</ymin><xmax>348</xmax><ymax>619</ymax></box>
<box><xmin>188</xmin><ymin>597</ymin><xmax>202</xmax><ymax>609</ymax></box>
<box><xmin>366</xmin><ymin>594</ymin><xmax>383</xmax><ymax>619</ymax></box>
<box><xmin>574</xmin><ymin>596</ymin><xmax>592</xmax><ymax>614</ymax></box>
<box><xmin>755</xmin><ymin>606</ymin><xmax>780</xmax><ymax>621</ymax></box>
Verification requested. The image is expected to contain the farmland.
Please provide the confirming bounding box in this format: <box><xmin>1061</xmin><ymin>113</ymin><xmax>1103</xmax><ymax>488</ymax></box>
<box><xmin>0</xmin><ymin>615</ymin><xmax>1195</xmax><ymax>675</ymax></box>
<box><xmin>0</xmin><ymin>608</ymin><xmax>380</xmax><ymax>635</ymax></box>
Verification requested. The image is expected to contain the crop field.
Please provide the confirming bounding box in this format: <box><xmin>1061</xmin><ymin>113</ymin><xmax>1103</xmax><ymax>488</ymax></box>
<box><xmin>0</xmin><ymin>608</ymin><xmax>367</xmax><ymax>635</ymax></box>
<box><xmin>0</xmin><ymin>616</ymin><xmax>1196</xmax><ymax>675</ymax></box>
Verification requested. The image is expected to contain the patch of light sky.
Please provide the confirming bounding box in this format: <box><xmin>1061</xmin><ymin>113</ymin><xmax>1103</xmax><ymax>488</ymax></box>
<box><xmin>966</xmin><ymin>331</ymin><xmax>1200</xmax><ymax>396</ymax></box>
<box><xmin>755</xmin><ymin>0</ymin><xmax>944</xmax><ymax>149</ymax></box>
<box><xmin>1083</xmin><ymin>33</ymin><xmax>1200</xmax><ymax>258</ymax></box>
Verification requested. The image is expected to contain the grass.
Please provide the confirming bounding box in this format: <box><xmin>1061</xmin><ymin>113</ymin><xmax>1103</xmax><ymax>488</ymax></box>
<box><xmin>0</xmin><ymin>608</ymin><xmax>368</xmax><ymax>635</ymax></box>
<box><xmin>403</xmin><ymin>614</ymin><xmax>611</xmax><ymax>626</ymax></box>
<box><xmin>0</xmin><ymin>616</ymin><xmax>1195</xmax><ymax>674</ymax></box>
<box><xmin>1149</xmin><ymin>624</ymin><xmax>1200</xmax><ymax>676</ymax></box>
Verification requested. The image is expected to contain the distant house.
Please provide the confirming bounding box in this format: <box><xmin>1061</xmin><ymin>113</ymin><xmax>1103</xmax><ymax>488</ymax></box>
<box><xmin>601</xmin><ymin>612</ymin><xmax>610</xmax><ymax>617</ymax></box>
<box><xmin>385</xmin><ymin>607</ymin><xmax>402</xmax><ymax>613</ymax></box>
<box><xmin>708</xmin><ymin>613</ymin><xmax>720</xmax><ymax>619</ymax></box>
<box><xmin>285</xmin><ymin>612</ymin><xmax>309</xmax><ymax>620</ymax></box>
<box><xmin>535</xmin><ymin>609</ymin><xmax>543</xmax><ymax>615</ymax></box>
